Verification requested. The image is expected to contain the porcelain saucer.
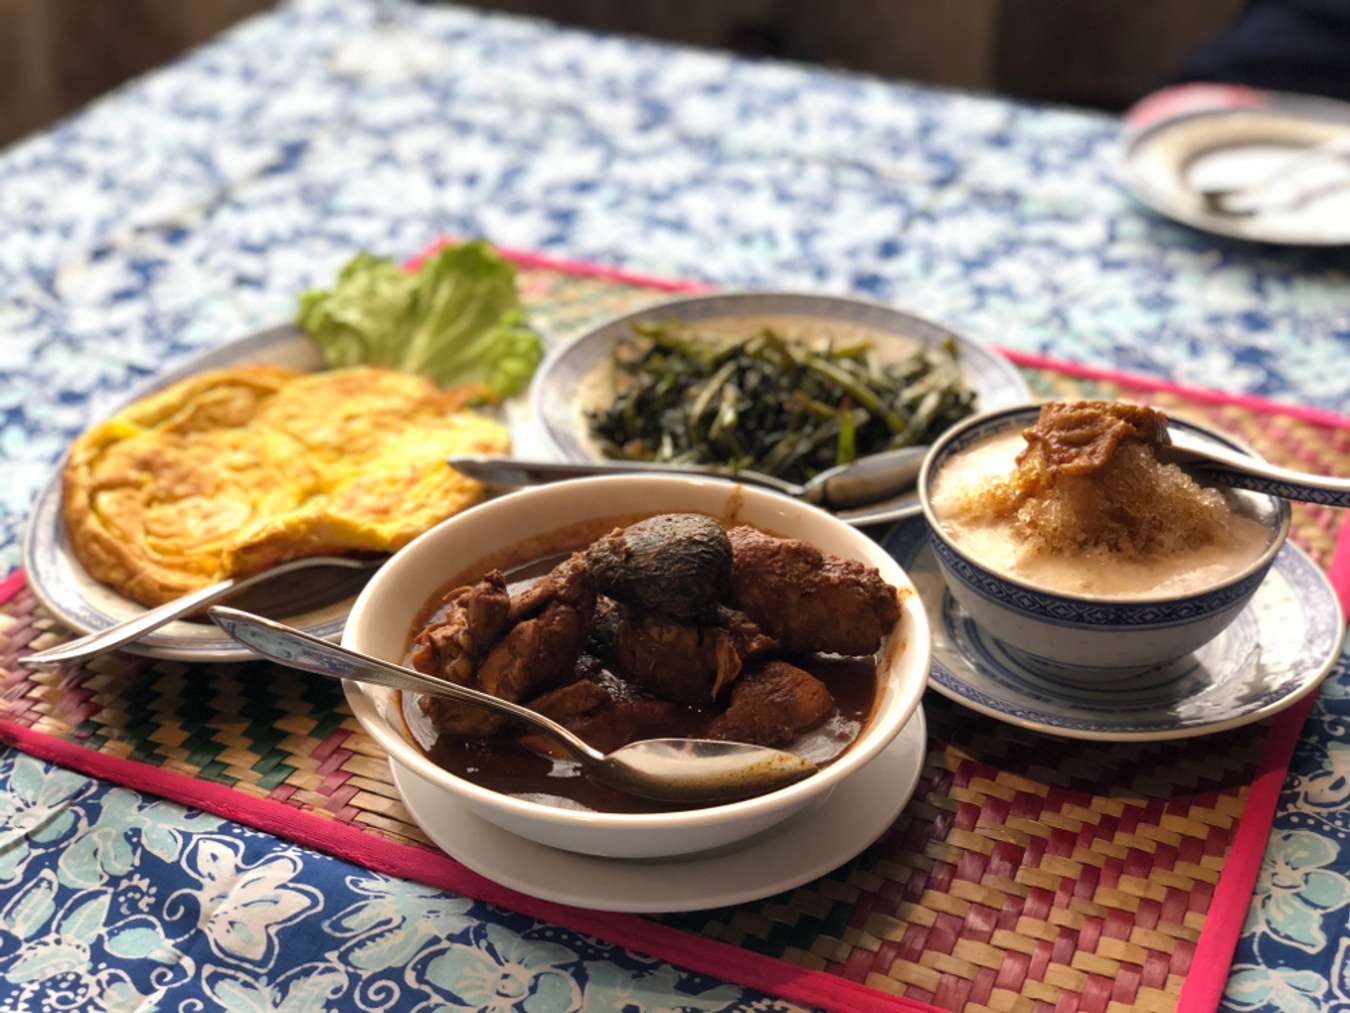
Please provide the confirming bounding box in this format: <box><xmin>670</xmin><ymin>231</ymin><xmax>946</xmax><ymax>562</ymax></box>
<box><xmin>389</xmin><ymin>706</ymin><xmax>926</xmax><ymax>913</ymax></box>
<box><xmin>884</xmin><ymin>521</ymin><xmax>1343</xmax><ymax>741</ymax></box>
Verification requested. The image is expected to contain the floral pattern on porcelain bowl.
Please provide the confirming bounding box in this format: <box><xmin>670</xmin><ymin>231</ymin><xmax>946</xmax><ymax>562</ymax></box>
<box><xmin>916</xmin><ymin>405</ymin><xmax>1292</xmax><ymax>673</ymax></box>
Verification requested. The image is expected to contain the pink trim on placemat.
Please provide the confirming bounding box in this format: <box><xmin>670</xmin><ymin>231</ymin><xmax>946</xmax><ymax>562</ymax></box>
<box><xmin>0</xmin><ymin>570</ymin><xmax>24</xmax><ymax>608</ymax></box>
<box><xmin>496</xmin><ymin>244</ymin><xmax>711</xmax><ymax>294</ymax></box>
<box><xmin>1331</xmin><ymin>526</ymin><xmax>1350</xmax><ymax>617</ymax></box>
<box><xmin>0</xmin><ymin>715</ymin><xmax>932</xmax><ymax>1013</ymax></box>
<box><xmin>408</xmin><ymin>238</ymin><xmax>710</xmax><ymax>294</ymax></box>
<box><xmin>997</xmin><ymin>348</ymin><xmax>1350</xmax><ymax>434</ymax></box>
<box><xmin>1176</xmin><ymin>692</ymin><xmax>1317</xmax><ymax>1013</ymax></box>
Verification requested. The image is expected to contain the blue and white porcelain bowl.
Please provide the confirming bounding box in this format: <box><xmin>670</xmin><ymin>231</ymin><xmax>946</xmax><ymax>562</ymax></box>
<box><xmin>917</xmin><ymin>405</ymin><xmax>1291</xmax><ymax>674</ymax></box>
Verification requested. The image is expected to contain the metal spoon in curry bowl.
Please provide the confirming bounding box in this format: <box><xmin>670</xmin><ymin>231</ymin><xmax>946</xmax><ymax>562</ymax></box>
<box><xmin>208</xmin><ymin>606</ymin><xmax>819</xmax><ymax>806</ymax></box>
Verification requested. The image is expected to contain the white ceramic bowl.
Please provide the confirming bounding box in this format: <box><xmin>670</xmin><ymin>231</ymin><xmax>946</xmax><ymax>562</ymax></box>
<box><xmin>918</xmin><ymin>405</ymin><xmax>1291</xmax><ymax>674</ymax></box>
<box><xmin>342</xmin><ymin>475</ymin><xmax>931</xmax><ymax>859</ymax></box>
<box><xmin>529</xmin><ymin>291</ymin><xmax>1031</xmax><ymax>529</ymax></box>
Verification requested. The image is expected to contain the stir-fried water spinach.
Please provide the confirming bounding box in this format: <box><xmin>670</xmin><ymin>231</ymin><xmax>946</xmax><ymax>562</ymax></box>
<box><xmin>587</xmin><ymin>321</ymin><xmax>977</xmax><ymax>484</ymax></box>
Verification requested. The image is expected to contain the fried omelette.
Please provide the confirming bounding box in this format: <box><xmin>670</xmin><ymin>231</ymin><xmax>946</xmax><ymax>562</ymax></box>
<box><xmin>63</xmin><ymin>365</ymin><xmax>509</xmax><ymax>606</ymax></box>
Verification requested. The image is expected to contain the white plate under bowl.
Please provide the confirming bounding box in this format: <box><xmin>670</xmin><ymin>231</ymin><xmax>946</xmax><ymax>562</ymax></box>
<box><xmin>531</xmin><ymin>291</ymin><xmax>1031</xmax><ymax>524</ymax></box>
<box><xmin>342</xmin><ymin>474</ymin><xmax>930</xmax><ymax>859</ymax></box>
<box><xmin>22</xmin><ymin>324</ymin><xmax>539</xmax><ymax>663</ymax></box>
<box><xmin>390</xmin><ymin>706</ymin><xmax>927</xmax><ymax>913</ymax></box>
<box><xmin>1121</xmin><ymin>104</ymin><xmax>1350</xmax><ymax>245</ymax></box>
<box><xmin>885</xmin><ymin>520</ymin><xmax>1344</xmax><ymax>742</ymax></box>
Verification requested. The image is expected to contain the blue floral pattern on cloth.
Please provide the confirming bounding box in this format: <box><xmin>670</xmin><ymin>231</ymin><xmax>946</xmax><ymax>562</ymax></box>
<box><xmin>2</xmin><ymin>0</ymin><xmax>1349</xmax><ymax>572</ymax></box>
<box><xmin>0</xmin><ymin>753</ymin><xmax>786</xmax><ymax>1012</ymax></box>
<box><xmin>1223</xmin><ymin>654</ymin><xmax>1350</xmax><ymax>1013</ymax></box>
<box><xmin>0</xmin><ymin>0</ymin><xmax>1347</xmax><ymax>1007</ymax></box>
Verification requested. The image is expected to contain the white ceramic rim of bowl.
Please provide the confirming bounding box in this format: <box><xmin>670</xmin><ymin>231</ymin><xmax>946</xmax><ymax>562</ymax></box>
<box><xmin>528</xmin><ymin>288</ymin><xmax>1030</xmax><ymax>465</ymax></box>
<box><xmin>341</xmin><ymin>475</ymin><xmax>931</xmax><ymax>831</ymax></box>
<box><xmin>916</xmin><ymin>403</ymin><xmax>1292</xmax><ymax>606</ymax></box>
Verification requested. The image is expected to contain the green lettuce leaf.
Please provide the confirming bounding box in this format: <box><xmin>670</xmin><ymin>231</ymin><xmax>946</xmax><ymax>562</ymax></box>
<box><xmin>296</xmin><ymin>241</ymin><xmax>544</xmax><ymax>399</ymax></box>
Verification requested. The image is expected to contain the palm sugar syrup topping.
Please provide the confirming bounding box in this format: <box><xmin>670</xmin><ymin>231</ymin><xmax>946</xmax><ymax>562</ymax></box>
<box><xmin>943</xmin><ymin>401</ymin><xmax>1237</xmax><ymax>560</ymax></box>
<box><xmin>1017</xmin><ymin>400</ymin><xmax>1170</xmax><ymax>476</ymax></box>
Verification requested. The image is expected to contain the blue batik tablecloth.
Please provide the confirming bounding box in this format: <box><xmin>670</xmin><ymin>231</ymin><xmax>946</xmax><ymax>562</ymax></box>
<box><xmin>1</xmin><ymin>1</ymin><xmax>1348</xmax><ymax>1009</ymax></box>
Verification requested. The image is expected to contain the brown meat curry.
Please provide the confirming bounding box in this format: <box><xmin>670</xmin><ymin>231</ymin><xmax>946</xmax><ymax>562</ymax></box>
<box><xmin>402</xmin><ymin>513</ymin><xmax>900</xmax><ymax>813</ymax></box>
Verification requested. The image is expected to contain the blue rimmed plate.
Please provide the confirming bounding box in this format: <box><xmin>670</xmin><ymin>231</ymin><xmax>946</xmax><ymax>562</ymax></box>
<box><xmin>22</xmin><ymin>326</ymin><xmax>368</xmax><ymax>663</ymax></box>
<box><xmin>22</xmin><ymin>324</ymin><xmax>538</xmax><ymax>663</ymax></box>
<box><xmin>22</xmin><ymin>318</ymin><xmax>548</xmax><ymax>667</ymax></box>
<box><xmin>531</xmin><ymin>291</ymin><xmax>1030</xmax><ymax>524</ymax></box>
<box><xmin>884</xmin><ymin>519</ymin><xmax>1344</xmax><ymax>741</ymax></box>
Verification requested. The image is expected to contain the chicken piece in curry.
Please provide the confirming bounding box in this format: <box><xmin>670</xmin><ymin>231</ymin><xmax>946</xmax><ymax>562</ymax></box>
<box><xmin>405</xmin><ymin>513</ymin><xmax>900</xmax><ymax>812</ymax></box>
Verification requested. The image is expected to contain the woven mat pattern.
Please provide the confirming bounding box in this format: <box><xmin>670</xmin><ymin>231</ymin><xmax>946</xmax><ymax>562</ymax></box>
<box><xmin>3</xmin><ymin>268</ymin><xmax>1348</xmax><ymax>1013</ymax></box>
<box><xmin>666</xmin><ymin>699</ymin><xmax>1261</xmax><ymax>1012</ymax></box>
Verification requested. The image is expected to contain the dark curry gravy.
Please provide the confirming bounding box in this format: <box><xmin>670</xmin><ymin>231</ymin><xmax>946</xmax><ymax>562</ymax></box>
<box><xmin>400</xmin><ymin>515</ymin><xmax>880</xmax><ymax>814</ymax></box>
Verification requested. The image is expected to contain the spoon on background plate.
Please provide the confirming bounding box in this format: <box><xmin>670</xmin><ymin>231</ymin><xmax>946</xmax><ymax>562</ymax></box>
<box><xmin>1198</xmin><ymin>135</ymin><xmax>1350</xmax><ymax>217</ymax></box>
<box><xmin>208</xmin><ymin>606</ymin><xmax>819</xmax><ymax>806</ymax></box>
<box><xmin>450</xmin><ymin>430</ymin><xmax>1350</xmax><ymax>515</ymax></box>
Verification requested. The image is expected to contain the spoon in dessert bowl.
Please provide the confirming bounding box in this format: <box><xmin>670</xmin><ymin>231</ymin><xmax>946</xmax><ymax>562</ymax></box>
<box><xmin>1158</xmin><ymin>429</ymin><xmax>1350</xmax><ymax>508</ymax></box>
<box><xmin>208</xmin><ymin>606</ymin><xmax>819</xmax><ymax>806</ymax></box>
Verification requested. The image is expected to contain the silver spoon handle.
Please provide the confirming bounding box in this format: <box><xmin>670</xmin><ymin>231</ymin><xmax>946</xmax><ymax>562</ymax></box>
<box><xmin>1216</xmin><ymin>136</ymin><xmax>1350</xmax><ymax>203</ymax></box>
<box><xmin>1171</xmin><ymin>442</ymin><xmax>1350</xmax><ymax>508</ymax></box>
<box><xmin>447</xmin><ymin>455</ymin><xmax>803</xmax><ymax>497</ymax></box>
<box><xmin>19</xmin><ymin>556</ymin><xmax>377</xmax><ymax>668</ymax></box>
<box><xmin>207</xmin><ymin>606</ymin><xmax>606</xmax><ymax>764</ymax></box>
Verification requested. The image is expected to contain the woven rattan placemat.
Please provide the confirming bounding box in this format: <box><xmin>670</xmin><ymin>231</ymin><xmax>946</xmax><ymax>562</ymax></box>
<box><xmin>3</xmin><ymin>256</ymin><xmax>1347</xmax><ymax>1013</ymax></box>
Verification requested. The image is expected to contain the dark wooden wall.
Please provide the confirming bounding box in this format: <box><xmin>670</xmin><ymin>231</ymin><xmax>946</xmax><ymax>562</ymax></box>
<box><xmin>0</xmin><ymin>0</ymin><xmax>1245</xmax><ymax>149</ymax></box>
<box><xmin>461</xmin><ymin>0</ymin><xmax>1246</xmax><ymax>109</ymax></box>
<box><xmin>0</xmin><ymin>0</ymin><xmax>274</xmax><ymax>147</ymax></box>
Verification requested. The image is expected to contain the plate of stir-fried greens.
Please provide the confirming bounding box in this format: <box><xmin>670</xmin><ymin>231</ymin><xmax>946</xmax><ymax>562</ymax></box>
<box><xmin>530</xmin><ymin>292</ymin><xmax>1030</xmax><ymax>517</ymax></box>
